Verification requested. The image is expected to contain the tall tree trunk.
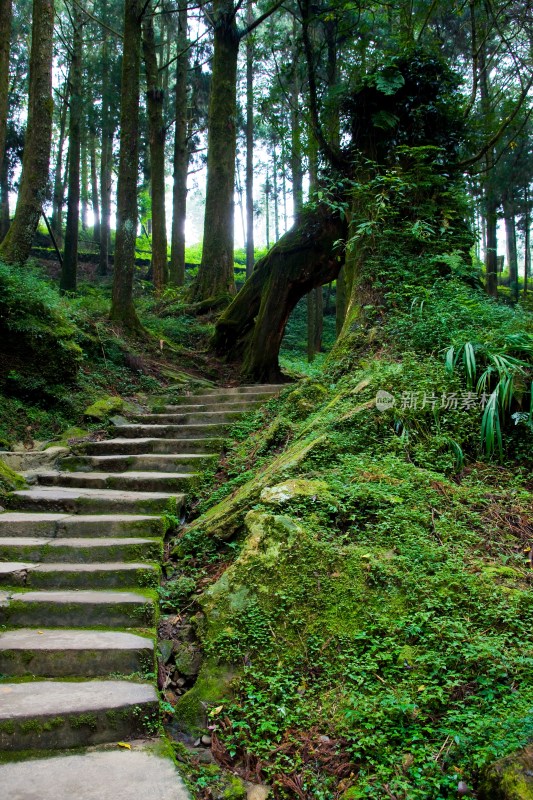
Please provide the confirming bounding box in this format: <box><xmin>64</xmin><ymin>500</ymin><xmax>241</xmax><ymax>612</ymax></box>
<box><xmin>265</xmin><ymin>166</ymin><xmax>270</xmax><ymax>249</ymax></box>
<box><xmin>169</xmin><ymin>0</ymin><xmax>188</xmax><ymax>286</ymax></box>
<box><xmin>80</xmin><ymin>132</ymin><xmax>89</xmax><ymax>230</ymax></box>
<box><xmin>90</xmin><ymin>130</ymin><xmax>100</xmax><ymax>243</ymax></box>
<box><xmin>272</xmin><ymin>142</ymin><xmax>279</xmax><ymax>242</ymax></box>
<box><xmin>525</xmin><ymin>186</ymin><xmax>530</xmax><ymax>296</ymax></box>
<box><xmin>0</xmin><ymin>154</ymin><xmax>9</xmax><ymax>241</ymax></box>
<box><xmin>51</xmin><ymin>75</ymin><xmax>70</xmax><ymax>242</ymax></box>
<box><xmin>307</xmin><ymin>291</ymin><xmax>316</xmax><ymax>363</ymax></box>
<box><xmin>191</xmin><ymin>0</ymin><xmax>239</xmax><ymax>302</ymax></box>
<box><xmin>110</xmin><ymin>0</ymin><xmax>143</xmax><ymax>329</ymax></box>
<box><xmin>0</xmin><ymin>0</ymin><xmax>12</xmax><ymax>184</ymax></box>
<box><xmin>0</xmin><ymin>0</ymin><xmax>55</xmax><ymax>264</ymax></box>
<box><xmin>213</xmin><ymin>204</ymin><xmax>347</xmax><ymax>381</ymax></box>
<box><xmin>245</xmin><ymin>1</ymin><xmax>254</xmax><ymax>279</ymax></box>
<box><xmin>61</xmin><ymin>4</ymin><xmax>83</xmax><ymax>293</ymax></box>
<box><xmin>98</xmin><ymin>0</ymin><xmax>113</xmax><ymax>276</ymax></box>
<box><xmin>142</xmin><ymin>13</ymin><xmax>168</xmax><ymax>295</ymax></box>
<box><xmin>503</xmin><ymin>202</ymin><xmax>518</xmax><ymax>302</ymax></box>
<box><xmin>478</xmin><ymin>26</ymin><xmax>498</xmax><ymax>297</ymax></box>
<box><xmin>290</xmin><ymin>39</ymin><xmax>303</xmax><ymax>223</ymax></box>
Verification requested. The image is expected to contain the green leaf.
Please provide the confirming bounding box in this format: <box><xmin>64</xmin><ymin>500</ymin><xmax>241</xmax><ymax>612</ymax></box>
<box><xmin>375</xmin><ymin>67</ymin><xmax>405</xmax><ymax>96</ymax></box>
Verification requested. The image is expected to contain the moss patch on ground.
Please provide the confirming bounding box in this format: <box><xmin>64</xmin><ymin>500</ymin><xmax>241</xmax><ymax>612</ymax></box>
<box><xmin>168</xmin><ymin>341</ymin><xmax>533</xmax><ymax>799</ymax></box>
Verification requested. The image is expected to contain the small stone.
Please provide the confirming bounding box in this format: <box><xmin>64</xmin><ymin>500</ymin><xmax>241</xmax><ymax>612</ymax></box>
<box><xmin>175</xmin><ymin>677</ymin><xmax>186</xmax><ymax>687</ymax></box>
<box><xmin>193</xmin><ymin>738</ymin><xmax>201</xmax><ymax>747</ymax></box>
<box><xmin>245</xmin><ymin>783</ymin><xmax>271</xmax><ymax>800</ymax></box>
<box><xmin>457</xmin><ymin>781</ymin><xmax>471</xmax><ymax>796</ymax></box>
<box><xmin>318</xmin><ymin>735</ymin><xmax>331</xmax><ymax>743</ymax></box>
<box><xmin>201</xmin><ymin>735</ymin><xmax>212</xmax><ymax>746</ymax></box>
<box><xmin>158</xmin><ymin>639</ymin><xmax>174</xmax><ymax>664</ymax></box>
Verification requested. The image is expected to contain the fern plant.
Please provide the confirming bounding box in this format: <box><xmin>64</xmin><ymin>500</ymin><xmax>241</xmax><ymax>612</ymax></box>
<box><xmin>445</xmin><ymin>334</ymin><xmax>533</xmax><ymax>457</ymax></box>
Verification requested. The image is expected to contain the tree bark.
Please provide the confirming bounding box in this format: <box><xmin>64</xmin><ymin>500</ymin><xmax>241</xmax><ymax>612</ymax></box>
<box><xmin>245</xmin><ymin>2</ymin><xmax>254</xmax><ymax>279</ymax></box>
<box><xmin>90</xmin><ymin>130</ymin><xmax>100</xmax><ymax>243</ymax></box>
<box><xmin>51</xmin><ymin>75</ymin><xmax>70</xmax><ymax>243</ymax></box>
<box><xmin>524</xmin><ymin>186</ymin><xmax>530</xmax><ymax>296</ymax></box>
<box><xmin>290</xmin><ymin>34</ymin><xmax>303</xmax><ymax>223</ymax></box>
<box><xmin>142</xmin><ymin>13</ymin><xmax>168</xmax><ymax>295</ymax></box>
<box><xmin>0</xmin><ymin>0</ymin><xmax>12</xmax><ymax>185</ymax></box>
<box><xmin>213</xmin><ymin>204</ymin><xmax>347</xmax><ymax>381</ymax></box>
<box><xmin>61</xmin><ymin>3</ymin><xmax>83</xmax><ymax>293</ymax></box>
<box><xmin>110</xmin><ymin>0</ymin><xmax>143</xmax><ymax>329</ymax></box>
<box><xmin>0</xmin><ymin>153</ymin><xmax>9</xmax><ymax>241</ymax></box>
<box><xmin>191</xmin><ymin>0</ymin><xmax>239</xmax><ymax>302</ymax></box>
<box><xmin>80</xmin><ymin>132</ymin><xmax>89</xmax><ymax>230</ymax></box>
<box><xmin>503</xmin><ymin>202</ymin><xmax>518</xmax><ymax>302</ymax></box>
<box><xmin>169</xmin><ymin>0</ymin><xmax>188</xmax><ymax>286</ymax></box>
<box><xmin>0</xmin><ymin>0</ymin><xmax>54</xmax><ymax>264</ymax></box>
<box><xmin>98</xmin><ymin>0</ymin><xmax>114</xmax><ymax>276</ymax></box>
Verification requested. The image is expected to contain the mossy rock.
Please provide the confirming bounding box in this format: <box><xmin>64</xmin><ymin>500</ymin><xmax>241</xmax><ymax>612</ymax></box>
<box><xmin>284</xmin><ymin>382</ymin><xmax>328</xmax><ymax>420</ymax></box>
<box><xmin>260</xmin><ymin>478</ymin><xmax>332</xmax><ymax>506</ymax></box>
<box><xmin>44</xmin><ymin>427</ymin><xmax>91</xmax><ymax>449</ymax></box>
<box><xmin>83</xmin><ymin>396</ymin><xmax>124</xmax><ymax>421</ymax></box>
<box><xmin>173</xmin><ymin>660</ymin><xmax>237</xmax><ymax>735</ymax></box>
<box><xmin>479</xmin><ymin>745</ymin><xmax>533</xmax><ymax>799</ymax></box>
<box><xmin>0</xmin><ymin>459</ymin><xmax>26</xmax><ymax>494</ymax></box>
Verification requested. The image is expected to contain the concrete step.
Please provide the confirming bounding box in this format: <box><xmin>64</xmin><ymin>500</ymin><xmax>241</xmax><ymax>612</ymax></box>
<box><xmin>164</xmin><ymin>389</ymin><xmax>281</xmax><ymax>406</ymax></box>
<box><xmin>131</xmin><ymin>410</ymin><xmax>245</xmax><ymax>425</ymax></box>
<box><xmin>154</xmin><ymin>401</ymin><xmax>262</xmax><ymax>413</ymax></box>
<box><xmin>0</xmin><ymin>628</ymin><xmax>154</xmax><ymax>677</ymax></box>
<box><xmin>0</xmin><ymin>513</ymin><xmax>164</xmax><ymax>538</ymax></box>
<box><xmin>0</xmin><ymin>747</ymin><xmax>191</xmax><ymax>799</ymax></box>
<box><xmin>0</xmin><ymin>680</ymin><xmax>158</xmax><ymax>751</ymax></box>
<box><xmin>199</xmin><ymin>384</ymin><xmax>285</xmax><ymax>396</ymax></box>
<box><xmin>0</xmin><ymin>561</ymin><xmax>159</xmax><ymax>590</ymax></box>
<box><xmin>7</xmin><ymin>487</ymin><xmax>184</xmax><ymax>515</ymax></box>
<box><xmin>112</xmin><ymin>423</ymin><xmax>228</xmax><ymax>439</ymax></box>
<box><xmin>0</xmin><ymin>589</ymin><xmax>156</xmax><ymax>628</ymax></box>
<box><xmin>32</xmin><ymin>470</ymin><xmax>196</xmax><ymax>494</ymax></box>
<box><xmin>0</xmin><ymin>536</ymin><xmax>162</xmax><ymax>563</ymax></box>
<box><xmin>79</xmin><ymin>437</ymin><xmax>225</xmax><ymax>455</ymax></box>
<box><xmin>58</xmin><ymin>453</ymin><xmax>216</xmax><ymax>474</ymax></box>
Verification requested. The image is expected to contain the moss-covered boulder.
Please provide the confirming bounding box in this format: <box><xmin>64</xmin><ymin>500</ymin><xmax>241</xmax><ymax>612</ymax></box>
<box><xmin>260</xmin><ymin>478</ymin><xmax>331</xmax><ymax>506</ymax></box>
<box><xmin>83</xmin><ymin>396</ymin><xmax>124</xmax><ymax>421</ymax></box>
<box><xmin>479</xmin><ymin>746</ymin><xmax>533</xmax><ymax>799</ymax></box>
<box><xmin>173</xmin><ymin>660</ymin><xmax>237</xmax><ymax>736</ymax></box>
<box><xmin>0</xmin><ymin>458</ymin><xmax>26</xmax><ymax>497</ymax></box>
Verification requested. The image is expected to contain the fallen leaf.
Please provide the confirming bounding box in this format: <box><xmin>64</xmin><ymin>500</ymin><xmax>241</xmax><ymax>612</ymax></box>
<box><xmin>117</xmin><ymin>742</ymin><xmax>131</xmax><ymax>750</ymax></box>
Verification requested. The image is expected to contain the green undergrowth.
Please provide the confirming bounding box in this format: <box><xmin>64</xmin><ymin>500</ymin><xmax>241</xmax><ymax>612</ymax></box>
<box><xmin>0</xmin><ymin>261</ymin><xmax>217</xmax><ymax>449</ymax></box>
<box><xmin>166</xmin><ymin>286</ymin><xmax>533</xmax><ymax>799</ymax></box>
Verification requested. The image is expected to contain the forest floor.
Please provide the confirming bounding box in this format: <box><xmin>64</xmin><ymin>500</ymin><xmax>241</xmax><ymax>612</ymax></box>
<box><xmin>1</xmin><ymin>258</ymin><xmax>533</xmax><ymax>800</ymax></box>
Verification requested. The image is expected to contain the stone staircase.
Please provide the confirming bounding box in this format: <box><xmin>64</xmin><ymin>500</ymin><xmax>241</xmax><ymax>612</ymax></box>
<box><xmin>0</xmin><ymin>385</ymin><xmax>282</xmax><ymax>799</ymax></box>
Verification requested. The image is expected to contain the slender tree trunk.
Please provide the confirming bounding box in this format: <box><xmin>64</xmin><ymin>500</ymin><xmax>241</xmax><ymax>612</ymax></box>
<box><xmin>90</xmin><ymin>131</ymin><xmax>100</xmax><ymax>244</ymax></box>
<box><xmin>0</xmin><ymin>154</ymin><xmax>9</xmax><ymax>241</ymax></box>
<box><xmin>169</xmin><ymin>0</ymin><xmax>188</xmax><ymax>286</ymax></box>
<box><xmin>98</xmin><ymin>0</ymin><xmax>113</xmax><ymax>276</ymax></box>
<box><xmin>60</xmin><ymin>5</ymin><xmax>83</xmax><ymax>293</ymax></box>
<box><xmin>80</xmin><ymin>132</ymin><xmax>89</xmax><ymax>230</ymax></box>
<box><xmin>51</xmin><ymin>75</ymin><xmax>70</xmax><ymax>242</ymax></box>
<box><xmin>272</xmin><ymin>142</ymin><xmax>279</xmax><ymax>242</ymax></box>
<box><xmin>110</xmin><ymin>0</ymin><xmax>143</xmax><ymax>329</ymax></box>
<box><xmin>0</xmin><ymin>0</ymin><xmax>55</xmax><ymax>264</ymax></box>
<box><xmin>336</xmin><ymin>266</ymin><xmax>347</xmax><ymax>335</ymax></box>
<box><xmin>307</xmin><ymin>291</ymin><xmax>315</xmax><ymax>363</ymax></box>
<box><xmin>290</xmin><ymin>36</ymin><xmax>303</xmax><ymax>223</ymax></box>
<box><xmin>191</xmin><ymin>0</ymin><xmax>239</xmax><ymax>302</ymax></box>
<box><xmin>281</xmin><ymin>131</ymin><xmax>287</xmax><ymax>233</ymax></box>
<box><xmin>525</xmin><ymin>187</ymin><xmax>530</xmax><ymax>296</ymax></box>
<box><xmin>503</xmin><ymin>202</ymin><xmax>518</xmax><ymax>302</ymax></box>
<box><xmin>265</xmin><ymin>166</ymin><xmax>270</xmax><ymax>249</ymax></box>
<box><xmin>0</xmin><ymin>0</ymin><xmax>12</xmax><ymax>184</ymax></box>
<box><xmin>479</xmin><ymin>30</ymin><xmax>498</xmax><ymax>297</ymax></box>
<box><xmin>142</xmin><ymin>13</ymin><xmax>168</xmax><ymax>295</ymax></box>
<box><xmin>245</xmin><ymin>1</ymin><xmax>254</xmax><ymax>279</ymax></box>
